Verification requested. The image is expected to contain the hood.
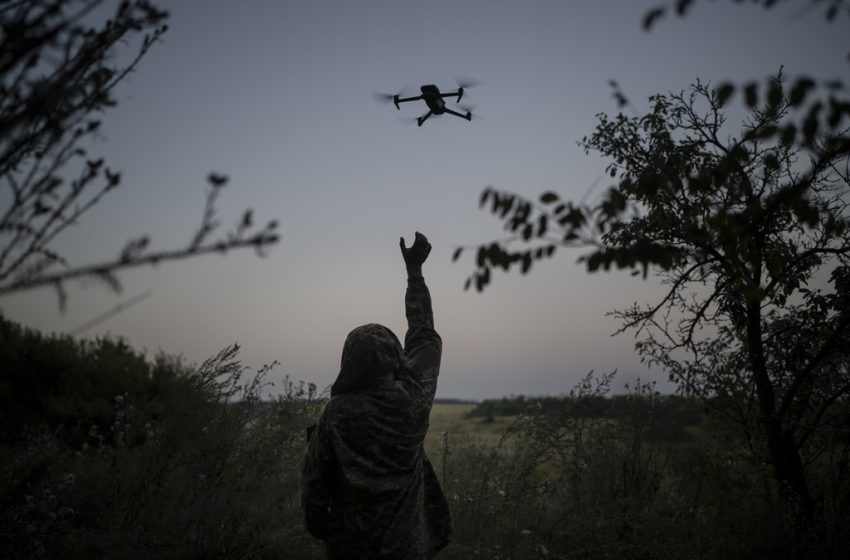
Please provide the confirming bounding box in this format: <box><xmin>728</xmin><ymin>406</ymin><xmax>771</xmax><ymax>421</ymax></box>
<box><xmin>331</xmin><ymin>323</ymin><xmax>407</xmax><ymax>396</ymax></box>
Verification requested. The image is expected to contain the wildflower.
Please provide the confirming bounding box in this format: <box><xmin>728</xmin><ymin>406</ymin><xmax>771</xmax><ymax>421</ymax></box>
<box><xmin>497</xmin><ymin>489</ymin><xmax>506</xmax><ymax>497</ymax></box>
<box><xmin>64</xmin><ymin>473</ymin><xmax>75</xmax><ymax>485</ymax></box>
<box><xmin>535</xmin><ymin>543</ymin><xmax>549</xmax><ymax>557</ymax></box>
<box><xmin>114</xmin><ymin>395</ymin><xmax>124</xmax><ymax>404</ymax></box>
<box><xmin>521</xmin><ymin>529</ymin><xmax>531</xmax><ymax>537</ymax></box>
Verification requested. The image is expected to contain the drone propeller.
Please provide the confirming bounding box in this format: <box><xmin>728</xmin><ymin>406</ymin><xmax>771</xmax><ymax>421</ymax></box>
<box><xmin>372</xmin><ymin>92</ymin><xmax>396</xmax><ymax>104</ymax></box>
<box><xmin>454</xmin><ymin>75</ymin><xmax>481</xmax><ymax>89</ymax></box>
<box><xmin>372</xmin><ymin>85</ymin><xmax>418</xmax><ymax>105</ymax></box>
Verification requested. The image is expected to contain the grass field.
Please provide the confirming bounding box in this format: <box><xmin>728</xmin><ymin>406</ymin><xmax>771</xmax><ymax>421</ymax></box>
<box><xmin>424</xmin><ymin>403</ymin><xmax>516</xmax><ymax>457</ymax></box>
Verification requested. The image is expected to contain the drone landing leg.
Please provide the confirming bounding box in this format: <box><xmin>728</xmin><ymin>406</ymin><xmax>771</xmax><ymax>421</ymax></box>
<box><xmin>417</xmin><ymin>111</ymin><xmax>433</xmax><ymax>127</ymax></box>
<box><xmin>444</xmin><ymin>108</ymin><xmax>472</xmax><ymax>122</ymax></box>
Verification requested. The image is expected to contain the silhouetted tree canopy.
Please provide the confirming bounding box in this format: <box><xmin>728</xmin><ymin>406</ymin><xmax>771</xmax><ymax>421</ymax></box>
<box><xmin>456</xmin><ymin>3</ymin><xmax>850</xmax><ymax>545</ymax></box>
<box><xmin>0</xmin><ymin>1</ymin><xmax>280</xmax><ymax>309</ymax></box>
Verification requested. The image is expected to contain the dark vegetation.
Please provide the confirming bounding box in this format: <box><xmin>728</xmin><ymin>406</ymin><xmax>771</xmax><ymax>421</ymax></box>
<box><xmin>4</xmin><ymin>320</ymin><xmax>848</xmax><ymax>559</ymax></box>
<box><xmin>456</xmin><ymin>2</ymin><xmax>850</xmax><ymax>554</ymax></box>
<box><xmin>3</xmin><ymin>0</ymin><xmax>850</xmax><ymax>558</ymax></box>
<box><xmin>0</xmin><ymin>0</ymin><xmax>279</xmax><ymax>308</ymax></box>
<box><xmin>466</xmin><ymin>390</ymin><xmax>705</xmax><ymax>435</ymax></box>
<box><xmin>0</xmin><ymin>313</ymin><xmax>324</xmax><ymax>559</ymax></box>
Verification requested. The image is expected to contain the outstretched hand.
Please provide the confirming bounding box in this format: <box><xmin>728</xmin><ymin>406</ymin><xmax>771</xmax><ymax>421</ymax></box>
<box><xmin>400</xmin><ymin>232</ymin><xmax>431</xmax><ymax>276</ymax></box>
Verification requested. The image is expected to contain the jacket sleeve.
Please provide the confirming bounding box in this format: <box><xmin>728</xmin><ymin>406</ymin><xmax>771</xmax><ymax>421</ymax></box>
<box><xmin>301</xmin><ymin>412</ymin><xmax>333</xmax><ymax>539</ymax></box>
<box><xmin>403</xmin><ymin>276</ymin><xmax>442</xmax><ymax>399</ymax></box>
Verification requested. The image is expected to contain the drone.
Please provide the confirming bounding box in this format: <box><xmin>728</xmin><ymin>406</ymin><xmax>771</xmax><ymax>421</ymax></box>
<box><xmin>374</xmin><ymin>79</ymin><xmax>479</xmax><ymax>127</ymax></box>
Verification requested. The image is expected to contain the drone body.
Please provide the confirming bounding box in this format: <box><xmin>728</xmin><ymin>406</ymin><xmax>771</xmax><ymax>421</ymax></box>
<box><xmin>376</xmin><ymin>80</ymin><xmax>478</xmax><ymax>127</ymax></box>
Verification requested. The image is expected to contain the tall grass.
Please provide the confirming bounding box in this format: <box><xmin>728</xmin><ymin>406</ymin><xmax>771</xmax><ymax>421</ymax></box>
<box><xmin>3</xmin><ymin>343</ymin><xmax>847</xmax><ymax>559</ymax></box>
<box><xmin>1</xmin><ymin>344</ymin><xmax>324</xmax><ymax>560</ymax></box>
<box><xmin>434</xmin><ymin>373</ymin><xmax>848</xmax><ymax>560</ymax></box>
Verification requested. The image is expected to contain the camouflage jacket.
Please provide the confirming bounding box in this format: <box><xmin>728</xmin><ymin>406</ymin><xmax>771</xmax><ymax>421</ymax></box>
<box><xmin>301</xmin><ymin>276</ymin><xmax>452</xmax><ymax>560</ymax></box>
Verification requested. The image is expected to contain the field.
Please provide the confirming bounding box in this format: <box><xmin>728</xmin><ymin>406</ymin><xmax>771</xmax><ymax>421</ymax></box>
<box><xmin>3</xmin><ymin>326</ymin><xmax>848</xmax><ymax>560</ymax></box>
<box><xmin>424</xmin><ymin>403</ymin><xmax>516</xmax><ymax>456</ymax></box>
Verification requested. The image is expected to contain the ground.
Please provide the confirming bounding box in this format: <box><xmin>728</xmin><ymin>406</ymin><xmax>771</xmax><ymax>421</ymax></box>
<box><xmin>425</xmin><ymin>403</ymin><xmax>516</xmax><ymax>457</ymax></box>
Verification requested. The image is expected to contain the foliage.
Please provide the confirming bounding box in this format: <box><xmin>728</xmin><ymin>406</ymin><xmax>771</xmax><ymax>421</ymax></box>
<box><xmin>0</xmin><ymin>331</ymin><xmax>325</xmax><ymax>560</ymax></box>
<box><xmin>0</xmin><ymin>312</ymin><xmax>172</xmax><ymax>444</ymax></box>
<box><xmin>466</xmin><ymin>390</ymin><xmax>706</xmax><ymax>440</ymax></box>
<box><xmin>0</xmin><ymin>0</ymin><xmax>279</xmax><ymax>308</ymax></box>
<box><xmin>2</xmin><ymin>313</ymin><xmax>847</xmax><ymax>558</ymax></box>
<box><xmin>435</xmin><ymin>373</ymin><xmax>850</xmax><ymax>560</ymax></box>
<box><xmin>457</xmin><ymin>48</ymin><xmax>850</xmax><ymax>552</ymax></box>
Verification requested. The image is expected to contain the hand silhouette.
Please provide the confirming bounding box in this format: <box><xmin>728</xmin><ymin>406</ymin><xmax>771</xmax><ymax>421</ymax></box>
<box><xmin>400</xmin><ymin>232</ymin><xmax>431</xmax><ymax>275</ymax></box>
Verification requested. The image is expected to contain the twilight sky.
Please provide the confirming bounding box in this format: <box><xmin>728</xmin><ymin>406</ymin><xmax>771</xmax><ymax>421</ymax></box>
<box><xmin>2</xmin><ymin>0</ymin><xmax>846</xmax><ymax>399</ymax></box>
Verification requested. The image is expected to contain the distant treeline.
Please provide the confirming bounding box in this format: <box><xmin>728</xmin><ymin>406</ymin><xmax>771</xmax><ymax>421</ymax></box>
<box><xmin>467</xmin><ymin>393</ymin><xmax>705</xmax><ymax>427</ymax></box>
<box><xmin>433</xmin><ymin>397</ymin><xmax>478</xmax><ymax>405</ymax></box>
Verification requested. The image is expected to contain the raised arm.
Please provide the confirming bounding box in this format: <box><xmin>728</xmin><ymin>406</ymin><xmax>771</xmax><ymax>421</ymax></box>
<box><xmin>399</xmin><ymin>233</ymin><xmax>442</xmax><ymax>396</ymax></box>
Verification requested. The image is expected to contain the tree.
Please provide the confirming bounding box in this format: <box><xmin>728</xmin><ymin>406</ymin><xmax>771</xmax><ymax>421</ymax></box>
<box><xmin>458</xmin><ymin>71</ymin><xmax>850</xmax><ymax>542</ymax></box>
<box><xmin>0</xmin><ymin>1</ymin><xmax>279</xmax><ymax>309</ymax></box>
<box><xmin>455</xmin><ymin>2</ymin><xmax>850</xmax><ymax>546</ymax></box>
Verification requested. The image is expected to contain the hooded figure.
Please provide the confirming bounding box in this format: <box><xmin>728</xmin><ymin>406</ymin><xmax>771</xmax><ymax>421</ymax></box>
<box><xmin>301</xmin><ymin>233</ymin><xmax>452</xmax><ymax>560</ymax></box>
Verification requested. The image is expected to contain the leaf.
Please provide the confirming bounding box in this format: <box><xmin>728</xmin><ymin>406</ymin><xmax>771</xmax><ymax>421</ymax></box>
<box><xmin>476</xmin><ymin>246</ymin><xmax>487</xmax><ymax>268</ymax></box>
<box><xmin>520</xmin><ymin>253</ymin><xmax>532</xmax><ymax>274</ymax></box>
<box><xmin>802</xmin><ymin>102</ymin><xmax>823</xmax><ymax>143</ymax></box>
<box><xmin>716</xmin><ymin>83</ymin><xmax>734</xmax><ymax>106</ymax></box>
<box><xmin>780</xmin><ymin>125</ymin><xmax>796</xmax><ymax>145</ymax></box>
<box><xmin>757</xmin><ymin>125</ymin><xmax>778</xmax><ymax>139</ymax></box>
<box><xmin>452</xmin><ymin>247</ymin><xmax>463</xmax><ymax>262</ymax></box>
<box><xmin>675</xmin><ymin>0</ymin><xmax>694</xmax><ymax>16</ymax></box>
<box><xmin>766</xmin><ymin>81</ymin><xmax>782</xmax><ymax>108</ymax></box>
<box><xmin>642</xmin><ymin>7</ymin><xmax>665</xmax><ymax>30</ymax></box>
<box><xmin>744</xmin><ymin>83</ymin><xmax>758</xmax><ymax>108</ymax></box>
<box><xmin>826</xmin><ymin>5</ymin><xmax>837</xmax><ymax>21</ymax></box>
<box><xmin>479</xmin><ymin>188</ymin><xmax>491</xmax><ymax>209</ymax></box>
<box><xmin>764</xmin><ymin>153</ymin><xmax>779</xmax><ymax>171</ymax></box>
<box><xmin>207</xmin><ymin>172</ymin><xmax>228</xmax><ymax>186</ymax></box>
<box><xmin>789</xmin><ymin>78</ymin><xmax>814</xmax><ymax>106</ymax></box>
<box><xmin>537</xmin><ymin>214</ymin><xmax>548</xmax><ymax>237</ymax></box>
<box><xmin>585</xmin><ymin>252</ymin><xmax>603</xmax><ymax>273</ymax></box>
<box><xmin>540</xmin><ymin>191</ymin><xmax>559</xmax><ymax>204</ymax></box>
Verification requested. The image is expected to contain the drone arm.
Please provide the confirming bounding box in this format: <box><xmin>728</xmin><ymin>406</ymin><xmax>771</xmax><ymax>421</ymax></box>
<box><xmin>396</xmin><ymin>95</ymin><xmax>423</xmax><ymax>103</ymax></box>
<box><xmin>417</xmin><ymin>110</ymin><xmax>434</xmax><ymax>127</ymax></box>
<box><xmin>440</xmin><ymin>89</ymin><xmax>464</xmax><ymax>103</ymax></box>
<box><xmin>443</xmin><ymin>107</ymin><xmax>471</xmax><ymax>122</ymax></box>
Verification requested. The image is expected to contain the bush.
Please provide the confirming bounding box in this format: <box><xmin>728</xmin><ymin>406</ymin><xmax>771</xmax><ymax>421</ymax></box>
<box><xmin>0</xmin><ymin>337</ymin><xmax>325</xmax><ymax>560</ymax></box>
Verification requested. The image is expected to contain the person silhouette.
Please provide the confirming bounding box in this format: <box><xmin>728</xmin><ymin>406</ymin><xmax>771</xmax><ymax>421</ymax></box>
<box><xmin>301</xmin><ymin>232</ymin><xmax>452</xmax><ymax>560</ymax></box>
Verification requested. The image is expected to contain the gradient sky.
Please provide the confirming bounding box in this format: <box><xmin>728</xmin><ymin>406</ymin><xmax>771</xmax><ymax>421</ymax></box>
<box><xmin>2</xmin><ymin>0</ymin><xmax>846</xmax><ymax>399</ymax></box>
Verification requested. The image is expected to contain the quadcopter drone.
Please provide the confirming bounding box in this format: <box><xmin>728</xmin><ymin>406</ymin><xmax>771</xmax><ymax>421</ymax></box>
<box><xmin>374</xmin><ymin>79</ymin><xmax>478</xmax><ymax>127</ymax></box>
